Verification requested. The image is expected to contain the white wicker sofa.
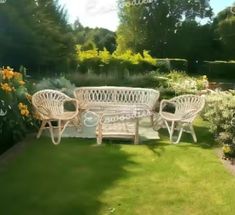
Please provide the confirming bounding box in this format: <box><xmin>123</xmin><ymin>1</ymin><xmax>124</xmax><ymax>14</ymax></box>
<box><xmin>74</xmin><ymin>86</ymin><xmax>160</xmax><ymax>144</ymax></box>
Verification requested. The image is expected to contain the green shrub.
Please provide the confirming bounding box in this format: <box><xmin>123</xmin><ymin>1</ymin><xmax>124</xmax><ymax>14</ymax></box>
<box><xmin>77</xmin><ymin>48</ymin><xmax>157</xmax><ymax>74</ymax></box>
<box><xmin>223</xmin><ymin>144</ymin><xmax>235</xmax><ymax>159</ymax></box>
<box><xmin>202</xmin><ymin>90</ymin><xmax>235</xmax><ymax>158</ymax></box>
<box><xmin>68</xmin><ymin>72</ymin><xmax>156</xmax><ymax>88</ymax></box>
<box><xmin>76</xmin><ymin>48</ymin><xmax>188</xmax><ymax>74</ymax></box>
<box><xmin>35</xmin><ymin>76</ymin><xmax>76</xmax><ymax>97</ymax></box>
<box><xmin>154</xmin><ymin>59</ymin><xmax>171</xmax><ymax>72</ymax></box>
<box><xmin>152</xmin><ymin>70</ymin><xmax>208</xmax><ymax>98</ymax></box>
<box><xmin>0</xmin><ymin>66</ymin><xmax>34</xmax><ymax>154</ymax></box>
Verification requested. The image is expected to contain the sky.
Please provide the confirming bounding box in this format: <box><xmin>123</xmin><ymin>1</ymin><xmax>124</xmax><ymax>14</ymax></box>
<box><xmin>58</xmin><ymin>0</ymin><xmax>235</xmax><ymax>31</ymax></box>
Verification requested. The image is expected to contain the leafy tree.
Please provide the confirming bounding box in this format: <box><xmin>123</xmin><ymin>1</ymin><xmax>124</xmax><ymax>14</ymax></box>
<box><xmin>0</xmin><ymin>0</ymin><xmax>76</xmax><ymax>75</ymax></box>
<box><xmin>214</xmin><ymin>6</ymin><xmax>235</xmax><ymax>59</ymax></box>
<box><xmin>73</xmin><ymin>20</ymin><xmax>116</xmax><ymax>52</ymax></box>
<box><xmin>116</xmin><ymin>0</ymin><xmax>213</xmax><ymax>57</ymax></box>
<box><xmin>172</xmin><ymin>21</ymin><xmax>215</xmax><ymax>58</ymax></box>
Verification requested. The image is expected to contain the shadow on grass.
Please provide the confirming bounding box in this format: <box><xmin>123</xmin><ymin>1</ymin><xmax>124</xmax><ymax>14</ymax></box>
<box><xmin>144</xmin><ymin>122</ymin><xmax>219</xmax><ymax>157</ymax></box>
<box><xmin>0</xmin><ymin>137</ymin><xmax>135</xmax><ymax>215</ymax></box>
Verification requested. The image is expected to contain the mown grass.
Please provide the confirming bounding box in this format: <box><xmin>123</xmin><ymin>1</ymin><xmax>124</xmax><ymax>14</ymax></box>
<box><xmin>0</xmin><ymin>119</ymin><xmax>235</xmax><ymax>215</ymax></box>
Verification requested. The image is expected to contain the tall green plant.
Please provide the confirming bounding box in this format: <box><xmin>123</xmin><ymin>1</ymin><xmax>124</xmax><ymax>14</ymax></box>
<box><xmin>202</xmin><ymin>90</ymin><xmax>235</xmax><ymax>158</ymax></box>
<box><xmin>0</xmin><ymin>66</ymin><xmax>34</xmax><ymax>153</ymax></box>
<box><xmin>0</xmin><ymin>0</ymin><xmax>76</xmax><ymax>74</ymax></box>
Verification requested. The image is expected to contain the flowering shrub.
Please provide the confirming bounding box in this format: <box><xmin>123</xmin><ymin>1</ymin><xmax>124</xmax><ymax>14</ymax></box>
<box><xmin>0</xmin><ymin>66</ymin><xmax>34</xmax><ymax>153</ymax></box>
<box><xmin>77</xmin><ymin>48</ymin><xmax>157</xmax><ymax>66</ymax></box>
<box><xmin>223</xmin><ymin>144</ymin><xmax>235</xmax><ymax>159</ymax></box>
<box><xmin>153</xmin><ymin>70</ymin><xmax>209</xmax><ymax>97</ymax></box>
<box><xmin>202</xmin><ymin>90</ymin><xmax>235</xmax><ymax>158</ymax></box>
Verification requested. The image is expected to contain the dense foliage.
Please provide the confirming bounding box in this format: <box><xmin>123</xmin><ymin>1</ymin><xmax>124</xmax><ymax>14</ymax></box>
<box><xmin>202</xmin><ymin>90</ymin><xmax>235</xmax><ymax>158</ymax></box>
<box><xmin>117</xmin><ymin>0</ymin><xmax>213</xmax><ymax>57</ymax></box>
<box><xmin>0</xmin><ymin>66</ymin><xmax>34</xmax><ymax>153</ymax></box>
<box><xmin>35</xmin><ymin>76</ymin><xmax>76</xmax><ymax>97</ymax></box>
<box><xmin>0</xmin><ymin>0</ymin><xmax>76</xmax><ymax>75</ymax></box>
<box><xmin>214</xmin><ymin>7</ymin><xmax>235</xmax><ymax>59</ymax></box>
<box><xmin>153</xmin><ymin>70</ymin><xmax>208</xmax><ymax>97</ymax></box>
<box><xmin>200</xmin><ymin>61</ymin><xmax>235</xmax><ymax>79</ymax></box>
<box><xmin>116</xmin><ymin>0</ymin><xmax>235</xmax><ymax>72</ymax></box>
<box><xmin>77</xmin><ymin>48</ymin><xmax>157</xmax><ymax>74</ymax></box>
<box><xmin>76</xmin><ymin>48</ymin><xmax>188</xmax><ymax>75</ymax></box>
<box><xmin>73</xmin><ymin>20</ymin><xmax>116</xmax><ymax>52</ymax></box>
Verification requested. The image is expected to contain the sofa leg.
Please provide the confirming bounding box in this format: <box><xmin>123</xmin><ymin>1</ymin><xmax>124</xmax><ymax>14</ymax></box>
<box><xmin>97</xmin><ymin>133</ymin><xmax>102</xmax><ymax>145</ymax></box>
<box><xmin>97</xmin><ymin>122</ymin><xmax>103</xmax><ymax>145</ymax></box>
<box><xmin>134</xmin><ymin>119</ymin><xmax>139</xmax><ymax>144</ymax></box>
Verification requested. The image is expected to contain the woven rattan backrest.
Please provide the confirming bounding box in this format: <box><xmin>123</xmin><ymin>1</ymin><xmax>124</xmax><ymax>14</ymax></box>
<box><xmin>170</xmin><ymin>95</ymin><xmax>205</xmax><ymax>116</ymax></box>
<box><xmin>74</xmin><ymin>87</ymin><xmax>160</xmax><ymax>110</ymax></box>
<box><xmin>32</xmin><ymin>89</ymin><xmax>70</xmax><ymax>116</ymax></box>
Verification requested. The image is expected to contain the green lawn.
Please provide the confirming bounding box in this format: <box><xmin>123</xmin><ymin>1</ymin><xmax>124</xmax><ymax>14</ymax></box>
<box><xmin>1</xmin><ymin>120</ymin><xmax>235</xmax><ymax>215</ymax></box>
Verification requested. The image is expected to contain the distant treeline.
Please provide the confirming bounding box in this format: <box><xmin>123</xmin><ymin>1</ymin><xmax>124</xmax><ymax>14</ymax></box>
<box><xmin>0</xmin><ymin>0</ymin><xmax>234</xmax><ymax>77</ymax></box>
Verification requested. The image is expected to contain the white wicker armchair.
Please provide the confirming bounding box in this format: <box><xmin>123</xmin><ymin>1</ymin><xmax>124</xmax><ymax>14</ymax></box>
<box><xmin>32</xmin><ymin>90</ymin><xmax>79</xmax><ymax>145</ymax></box>
<box><xmin>159</xmin><ymin>95</ymin><xmax>205</xmax><ymax>144</ymax></box>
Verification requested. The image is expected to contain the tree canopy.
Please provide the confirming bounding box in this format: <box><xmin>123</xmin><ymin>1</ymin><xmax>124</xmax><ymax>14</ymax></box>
<box><xmin>0</xmin><ymin>0</ymin><xmax>76</xmax><ymax>74</ymax></box>
<box><xmin>214</xmin><ymin>6</ymin><xmax>235</xmax><ymax>59</ymax></box>
<box><xmin>73</xmin><ymin>19</ymin><xmax>116</xmax><ymax>52</ymax></box>
<box><xmin>116</xmin><ymin>0</ymin><xmax>213</xmax><ymax>57</ymax></box>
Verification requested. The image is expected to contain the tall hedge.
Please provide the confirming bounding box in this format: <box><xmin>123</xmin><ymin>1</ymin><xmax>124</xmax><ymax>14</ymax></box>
<box><xmin>199</xmin><ymin>61</ymin><xmax>235</xmax><ymax>79</ymax></box>
<box><xmin>156</xmin><ymin>58</ymin><xmax>188</xmax><ymax>72</ymax></box>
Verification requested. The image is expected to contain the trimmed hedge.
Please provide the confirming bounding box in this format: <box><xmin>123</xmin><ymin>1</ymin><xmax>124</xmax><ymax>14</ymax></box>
<box><xmin>156</xmin><ymin>58</ymin><xmax>188</xmax><ymax>72</ymax></box>
<box><xmin>76</xmin><ymin>48</ymin><xmax>188</xmax><ymax>74</ymax></box>
<box><xmin>200</xmin><ymin>61</ymin><xmax>235</xmax><ymax>79</ymax></box>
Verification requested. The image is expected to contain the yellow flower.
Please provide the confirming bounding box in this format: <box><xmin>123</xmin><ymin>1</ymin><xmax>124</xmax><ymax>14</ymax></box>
<box><xmin>223</xmin><ymin>145</ymin><xmax>231</xmax><ymax>153</ymax></box>
<box><xmin>13</xmin><ymin>72</ymin><xmax>22</xmax><ymax>80</ymax></box>
<box><xmin>25</xmin><ymin>93</ymin><xmax>32</xmax><ymax>102</ymax></box>
<box><xmin>20</xmin><ymin>109</ymin><xmax>29</xmax><ymax>117</ymax></box>
<box><xmin>1</xmin><ymin>83</ymin><xmax>12</xmax><ymax>92</ymax></box>
<box><xmin>18</xmin><ymin>102</ymin><xmax>25</xmax><ymax>109</ymax></box>
<box><xmin>18</xmin><ymin>80</ymin><xmax>25</xmax><ymax>85</ymax></box>
<box><xmin>2</xmin><ymin>68</ymin><xmax>14</xmax><ymax>80</ymax></box>
<box><xmin>18</xmin><ymin>102</ymin><xmax>29</xmax><ymax>117</ymax></box>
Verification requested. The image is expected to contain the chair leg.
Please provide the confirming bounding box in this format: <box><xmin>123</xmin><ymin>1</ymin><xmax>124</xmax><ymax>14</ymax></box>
<box><xmin>169</xmin><ymin>121</ymin><xmax>175</xmax><ymax>142</ymax></box>
<box><xmin>60</xmin><ymin>120</ymin><xmax>71</xmax><ymax>135</ymax></box>
<box><xmin>165</xmin><ymin>121</ymin><xmax>184</xmax><ymax>144</ymax></box>
<box><xmin>190</xmin><ymin>124</ymin><xmax>197</xmax><ymax>143</ymax></box>
<box><xmin>164</xmin><ymin>120</ymin><xmax>171</xmax><ymax>135</ymax></box>
<box><xmin>37</xmin><ymin>120</ymin><xmax>47</xmax><ymax>139</ymax></box>
<box><xmin>48</xmin><ymin>120</ymin><xmax>62</xmax><ymax>145</ymax></box>
<box><xmin>175</xmin><ymin>127</ymin><xmax>184</xmax><ymax>144</ymax></box>
<box><xmin>164</xmin><ymin>120</ymin><xmax>175</xmax><ymax>143</ymax></box>
<box><xmin>164</xmin><ymin>121</ymin><xmax>197</xmax><ymax>144</ymax></box>
<box><xmin>97</xmin><ymin>134</ymin><xmax>102</xmax><ymax>145</ymax></box>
